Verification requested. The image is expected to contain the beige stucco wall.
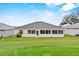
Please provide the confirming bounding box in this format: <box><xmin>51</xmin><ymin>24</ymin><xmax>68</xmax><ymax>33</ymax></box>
<box><xmin>64</xmin><ymin>28</ymin><xmax>79</xmax><ymax>36</ymax></box>
<box><xmin>14</xmin><ymin>29</ymin><xmax>64</xmax><ymax>37</ymax></box>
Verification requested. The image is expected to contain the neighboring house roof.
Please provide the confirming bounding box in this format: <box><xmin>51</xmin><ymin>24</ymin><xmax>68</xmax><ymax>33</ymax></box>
<box><xmin>15</xmin><ymin>22</ymin><xmax>63</xmax><ymax>29</ymax></box>
<box><xmin>0</xmin><ymin>23</ymin><xmax>16</xmax><ymax>30</ymax></box>
<box><xmin>64</xmin><ymin>23</ymin><xmax>79</xmax><ymax>29</ymax></box>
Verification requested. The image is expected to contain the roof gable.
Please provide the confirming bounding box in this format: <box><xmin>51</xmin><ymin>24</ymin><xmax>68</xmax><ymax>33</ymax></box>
<box><xmin>64</xmin><ymin>23</ymin><xmax>79</xmax><ymax>29</ymax></box>
<box><xmin>0</xmin><ymin>23</ymin><xmax>16</xmax><ymax>30</ymax></box>
<box><xmin>15</xmin><ymin>22</ymin><xmax>63</xmax><ymax>29</ymax></box>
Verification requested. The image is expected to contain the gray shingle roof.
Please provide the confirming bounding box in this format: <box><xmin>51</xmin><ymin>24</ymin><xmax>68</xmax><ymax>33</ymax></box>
<box><xmin>15</xmin><ymin>22</ymin><xmax>63</xmax><ymax>29</ymax></box>
<box><xmin>64</xmin><ymin>23</ymin><xmax>79</xmax><ymax>29</ymax></box>
<box><xmin>0</xmin><ymin>23</ymin><xmax>16</xmax><ymax>30</ymax></box>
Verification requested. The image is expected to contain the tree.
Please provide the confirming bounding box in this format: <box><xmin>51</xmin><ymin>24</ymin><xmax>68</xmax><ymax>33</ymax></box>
<box><xmin>60</xmin><ymin>13</ymin><xmax>79</xmax><ymax>25</ymax></box>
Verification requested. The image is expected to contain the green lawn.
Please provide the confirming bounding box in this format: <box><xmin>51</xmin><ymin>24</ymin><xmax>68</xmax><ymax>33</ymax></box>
<box><xmin>0</xmin><ymin>35</ymin><xmax>79</xmax><ymax>56</ymax></box>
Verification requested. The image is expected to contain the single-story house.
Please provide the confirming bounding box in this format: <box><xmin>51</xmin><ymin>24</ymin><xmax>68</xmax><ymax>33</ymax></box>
<box><xmin>64</xmin><ymin>23</ymin><xmax>79</xmax><ymax>36</ymax></box>
<box><xmin>14</xmin><ymin>22</ymin><xmax>64</xmax><ymax>37</ymax></box>
<box><xmin>0</xmin><ymin>23</ymin><xmax>16</xmax><ymax>37</ymax></box>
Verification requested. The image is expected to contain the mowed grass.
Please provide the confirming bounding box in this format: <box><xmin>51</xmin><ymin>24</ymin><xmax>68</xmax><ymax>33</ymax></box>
<box><xmin>0</xmin><ymin>35</ymin><xmax>79</xmax><ymax>56</ymax></box>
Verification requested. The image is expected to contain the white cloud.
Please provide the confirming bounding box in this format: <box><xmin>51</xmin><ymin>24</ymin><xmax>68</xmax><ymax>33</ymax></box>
<box><xmin>36</xmin><ymin>10</ymin><xmax>55</xmax><ymax>21</ymax></box>
<box><xmin>5</xmin><ymin>15</ymin><xmax>16</xmax><ymax>19</ymax></box>
<box><xmin>32</xmin><ymin>10</ymin><xmax>61</xmax><ymax>25</ymax></box>
<box><xmin>46</xmin><ymin>3</ymin><xmax>63</xmax><ymax>7</ymax></box>
<box><xmin>58</xmin><ymin>3</ymin><xmax>77</xmax><ymax>13</ymax></box>
<box><xmin>54</xmin><ymin>3</ymin><xmax>63</xmax><ymax>5</ymax></box>
<box><xmin>24</xmin><ymin>10</ymin><xmax>55</xmax><ymax>21</ymax></box>
<box><xmin>23</xmin><ymin>10</ymin><xmax>59</xmax><ymax>25</ymax></box>
<box><xmin>60</xmin><ymin>12</ymin><xmax>71</xmax><ymax>17</ymax></box>
<box><xmin>57</xmin><ymin>3</ymin><xmax>79</xmax><ymax>19</ymax></box>
<box><xmin>0</xmin><ymin>15</ymin><xmax>17</xmax><ymax>22</ymax></box>
<box><xmin>46</xmin><ymin>3</ymin><xmax>79</xmax><ymax>13</ymax></box>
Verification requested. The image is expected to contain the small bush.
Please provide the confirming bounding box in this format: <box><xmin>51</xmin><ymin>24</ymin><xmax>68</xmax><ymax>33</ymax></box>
<box><xmin>16</xmin><ymin>33</ymin><xmax>22</xmax><ymax>38</ymax></box>
<box><xmin>0</xmin><ymin>35</ymin><xmax>3</xmax><ymax>39</ymax></box>
<box><xmin>75</xmin><ymin>34</ymin><xmax>79</xmax><ymax>36</ymax></box>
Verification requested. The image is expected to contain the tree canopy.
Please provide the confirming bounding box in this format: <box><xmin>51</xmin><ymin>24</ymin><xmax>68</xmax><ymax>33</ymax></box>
<box><xmin>60</xmin><ymin>13</ymin><xmax>79</xmax><ymax>25</ymax></box>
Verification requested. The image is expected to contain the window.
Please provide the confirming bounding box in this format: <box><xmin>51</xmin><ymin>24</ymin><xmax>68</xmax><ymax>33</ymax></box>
<box><xmin>40</xmin><ymin>30</ymin><xmax>46</xmax><ymax>34</ymax></box>
<box><xmin>61</xmin><ymin>30</ymin><xmax>63</xmax><ymax>34</ymax></box>
<box><xmin>19</xmin><ymin>30</ymin><xmax>23</xmax><ymax>34</ymax></box>
<box><xmin>58</xmin><ymin>30</ymin><xmax>61</xmax><ymax>34</ymax></box>
<box><xmin>52</xmin><ymin>30</ymin><xmax>57</xmax><ymax>34</ymax></box>
<box><xmin>40</xmin><ymin>30</ymin><xmax>51</xmax><ymax>34</ymax></box>
<box><xmin>32</xmin><ymin>30</ymin><xmax>36</xmax><ymax>34</ymax></box>
<box><xmin>28</xmin><ymin>30</ymin><xmax>36</xmax><ymax>34</ymax></box>
<box><xmin>46</xmin><ymin>30</ymin><xmax>51</xmax><ymax>34</ymax></box>
<box><xmin>28</xmin><ymin>30</ymin><xmax>31</xmax><ymax>34</ymax></box>
<box><xmin>58</xmin><ymin>30</ymin><xmax>63</xmax><ymax>34</ymax></box>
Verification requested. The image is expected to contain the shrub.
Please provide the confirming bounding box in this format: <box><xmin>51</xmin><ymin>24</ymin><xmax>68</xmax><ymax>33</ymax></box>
<box><xmin>75</xmin><ymin>34</ymin><xmax>79</xmax><ymax>36</ymax></box>
<box><xmin>16</xmin><ymin>30</ymin><xmax>23</xmax><ymax>38</ymax></box>
<box><xmin>16</xmin><ymin>33</ymin><xmax>22</xmax><ymax>38</ymax></box>
<box><xmin>0</xmin><ymin>35</ymin><xmax>3</xmax><ymax>39</ymax></box>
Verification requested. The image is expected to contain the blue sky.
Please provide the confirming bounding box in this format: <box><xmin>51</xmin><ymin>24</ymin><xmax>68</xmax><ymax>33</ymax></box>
<box><xmin>0</xmin><ymin>3</ymin><xmax>79</xmax><ymax>26</ymax></box>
